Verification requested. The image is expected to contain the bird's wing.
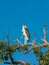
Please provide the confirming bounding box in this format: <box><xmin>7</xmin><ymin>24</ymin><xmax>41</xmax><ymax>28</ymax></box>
<box><xmin>25</xmin><ymin>28</ymin><xmax>30</xmax><ymax>40</ymax></box>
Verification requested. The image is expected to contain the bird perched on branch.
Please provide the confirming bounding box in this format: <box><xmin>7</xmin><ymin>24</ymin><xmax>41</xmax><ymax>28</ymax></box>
<box><xmin>22</xmin><ymin>25</ymin><xmax>30</xmax><ymax>44</ymax></box>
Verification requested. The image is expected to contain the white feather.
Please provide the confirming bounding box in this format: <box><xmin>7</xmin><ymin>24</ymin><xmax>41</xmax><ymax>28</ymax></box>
<box><xmin>22</xmin><ymin>25</ymin><xmax>29</xmax><ymax>40</ymax></box>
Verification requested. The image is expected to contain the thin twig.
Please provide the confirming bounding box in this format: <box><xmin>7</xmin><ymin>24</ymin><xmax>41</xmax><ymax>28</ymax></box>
<box><xmin>4</xmin><ymin>60</ymin><xmax>26</xmax><ymax>65</ymax></box>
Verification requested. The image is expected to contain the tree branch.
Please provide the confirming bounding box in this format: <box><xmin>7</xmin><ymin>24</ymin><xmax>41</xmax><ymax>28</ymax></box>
<box><xmin>4</xmin><ymin>60</ymin><xmax>26</xmax><ymax>65</ymax></box>
<box><xmin>20</xmin><ymin>42</ymin><xmax>49</xmax><ymax>54</ymax></box>
<box><xmin>9</xmin><ymin>53</ymin><xmax>14</xmax><ymax>64</ymax></box>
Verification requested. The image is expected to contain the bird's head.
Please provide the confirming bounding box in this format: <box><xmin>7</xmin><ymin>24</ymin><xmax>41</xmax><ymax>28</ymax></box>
<box><xmin>22</xmin><ymin>24</ymin><xmax>27</xmax><ymax>29</ymax></box>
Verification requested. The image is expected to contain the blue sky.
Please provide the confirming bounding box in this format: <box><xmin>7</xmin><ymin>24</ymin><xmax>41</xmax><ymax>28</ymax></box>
<box><xmin>0</xmin><ymin>0</ymin><xmax>49</xmax><ymax>65</ymax></box>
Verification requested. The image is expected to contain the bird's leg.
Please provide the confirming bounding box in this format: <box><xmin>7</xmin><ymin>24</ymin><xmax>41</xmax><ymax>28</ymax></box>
<box><xmin>24</xmin><ymin>39</ymin><xmax>27</xmax><ymax>44</ymax></box>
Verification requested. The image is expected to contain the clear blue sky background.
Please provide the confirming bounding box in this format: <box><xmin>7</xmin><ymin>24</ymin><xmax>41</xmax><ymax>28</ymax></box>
<box><xmin>0</xmin><ymin>0</ymin><xmax>49</xmax><ymax>65</ymax></box>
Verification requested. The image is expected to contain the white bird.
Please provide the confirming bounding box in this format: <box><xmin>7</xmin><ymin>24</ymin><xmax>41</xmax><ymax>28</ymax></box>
<box><xmin>22</xmin><ymin>25</ymin><xmax>30</xmax><ymax>44</ymax></box>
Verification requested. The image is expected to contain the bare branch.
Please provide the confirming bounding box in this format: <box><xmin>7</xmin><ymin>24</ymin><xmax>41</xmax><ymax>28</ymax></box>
<box><xmin>32</xmin><ymin>32</ymin><xmax>36</xmax><ymax>45</ymax></box>
<box><xmin>22</xmin><ymin>47</ymin><xmax>33</xmax><ymax>54</ymax></box>
<box><xmin>43</xmin><ymin>24</ymin><xmax>47</xmax><ymax>40</ymax></box>
<box><xmin>41</xmin><ymin>39</ymin><xmax>48</xmax><ymax>44</ymax></box>
<box><xmin>16</xmin><ymin>38</ymin><xmax>22</xmax><ymax>46</ymax></box>
<box><xmin>4</xmin><ymin>60</ymin><xmax>26</xmax><ymax>65</ymax></box>
<box><xmin>20</xmin><ymin>43</ymin><xmax>49</xmax><ymax>54</ymax></box>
